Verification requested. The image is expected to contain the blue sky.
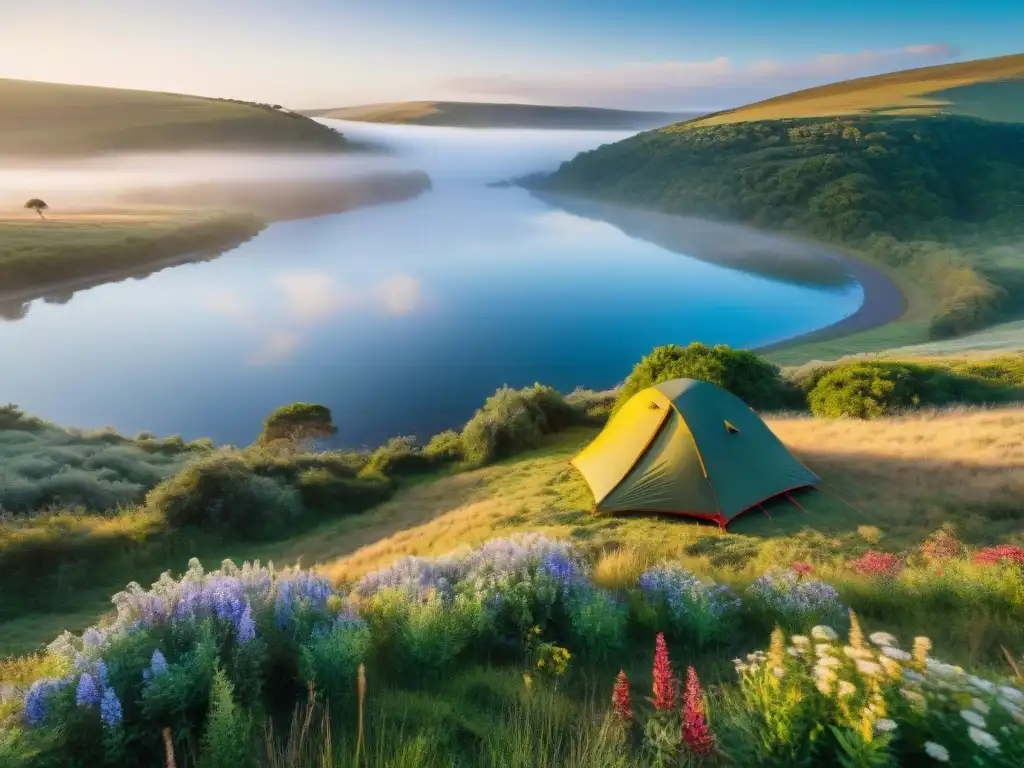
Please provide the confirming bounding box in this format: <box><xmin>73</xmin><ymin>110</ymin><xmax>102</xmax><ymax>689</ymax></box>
<box><xmin>1</xmin><ymin>0</ymin><xmax>1020</xmax><ymax>110</ymax></box>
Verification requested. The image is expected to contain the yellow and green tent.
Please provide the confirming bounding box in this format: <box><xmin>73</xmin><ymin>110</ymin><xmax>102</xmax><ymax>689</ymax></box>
<box><xmin>570</xmin><ymin>378</ymin><xmax>819</xmax><ymax>527</ymax></box>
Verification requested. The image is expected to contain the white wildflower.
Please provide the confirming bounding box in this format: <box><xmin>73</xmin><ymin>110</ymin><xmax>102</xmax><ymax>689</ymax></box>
<box><xmin>903</xmin><ymin>669</ymin><xmax>923</xmax><ymax>682</ymax></box>
<box><xmin>868</xmin><ymin>632</ymin><xmax>898</xmax><ymax>647</ymax></box>
<box><xmin>816</xmin><ymin>656</ymin><xmax>841</xmax><ymax>669</ymax></box>
<box><xmin>773</xmin><ymin>667</ymin><xmax>785</xmax><ymax>679</ymax></box>
<box><xmin>967</xmin><ymin>726</ymin><xmax>999</xmax><ymax>752</ymax></box>
<box><xmin>968</xmin><ymin>675</ymin><xmax>997</xmax><ymax>693</ymax></box>
<box><xmin>837</xmin><ymin>680</ymin><xmax>857</xmax><ymax>698</ymax></box>
<box><xmin>812</xmin><ymin>625</ymin><xmax>838</xmax><ymax>641</ymax></box>
<box><xmin>960</xmin><ymin>709</ymin><xmax>986</xmax><ymax>729</ymax></box>
<box><xmin>856</xmin><ymin>659</ymin><xmax>883</xmax><ymax>677</ymax></box>
<box><xmin>926</xmin><ymin>660</ymin><xmax>964</xmax><ymax>679</ymax></box>
<box><xmin>923</xmin><ymin>741</ymin><xmax>949</xmax><ymax>762</ymax></box>
<box><xmin>1012</xmin><ymin>711</ymin><xmax>1024</xmax><ymax>726</ymax></box>
<box><xmin>787</xmin><ymin>647</ymin><xmax>803</xmax><ymax>657</ymax></box>
<box><xmin>790</xmin><ymin>635</ymin><xmax>810</xmax><ymax>647</ymax></box>
<box><xmin>997</xmin><ymin>696</ymin><xmax>1021</xmax><ymax>715</ymax></box>
<box><xmin>998</xmin><ymin>685</ymin><xmax>1024</xmax><ymax>703</ymax></box>
<box><xmin>971</xmin><ymin>698</ymin><xmax>991</xmax><ymax>715</ymax></box>
<box><xmin>815</xmin><ymin>643</ymin><xmax>833</xmax><ymax>657</ymax></box>
<box><xmin>844</xmin><ymin>645</ymin><xmax>874</xmax><ymax>660</ymax></box>
<box><xmin>880</xmin><ymin>646</ymin><xmax>911</xmax><ymax>661</ymax></box>
<box><xmin>874</xmin><ymin>718</ymin><xmax>897</xmax><ymax>733</ymax></box>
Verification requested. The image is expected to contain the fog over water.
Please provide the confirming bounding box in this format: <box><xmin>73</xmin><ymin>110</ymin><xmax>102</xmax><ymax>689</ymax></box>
<box><xmin>0</xmin><ymin>121</ymin><xmax>862</xmax><ymax>446</ymax></box>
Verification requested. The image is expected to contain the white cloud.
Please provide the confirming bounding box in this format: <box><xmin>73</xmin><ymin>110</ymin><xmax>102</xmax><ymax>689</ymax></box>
<box><xmin>199</xmin><ymin>287</ymin><xmax>252</xmax><ymax>323</ymax></box>
<box><xmin>442</xmin><ymin>43</ymin><xmax>960</xmax><ymax>110</ymax></box>
<box><xmin>374</xmin><ymin>274</ymin><xmax>423</xmax><ymax>316</ymax></box>
<box><xmin>248</xmin><ymin>330</ymin><xmax>301</xmax><ymax>366</ymax></box>
<box><xmin>274</xmin><ymin>271</ymin><xmax>361</xmax><ymax>324</ymax></box>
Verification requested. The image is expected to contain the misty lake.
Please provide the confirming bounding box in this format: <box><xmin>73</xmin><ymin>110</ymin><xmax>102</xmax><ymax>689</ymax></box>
<box><xmin>0</xmin><ymin>121</ymin><xmax>863</xmax><ymax>447</ymax></box>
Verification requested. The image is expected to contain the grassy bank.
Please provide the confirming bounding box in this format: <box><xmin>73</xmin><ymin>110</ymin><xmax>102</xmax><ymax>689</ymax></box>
<box><xmin>0</xmin><ymin>78</ymin><xmax>357</xmax><ymax>156</ymax></box>
<box><xmin>0</xmin><ymin>208</ymin><xmax>266</xmax><ymax>295</ymax></box>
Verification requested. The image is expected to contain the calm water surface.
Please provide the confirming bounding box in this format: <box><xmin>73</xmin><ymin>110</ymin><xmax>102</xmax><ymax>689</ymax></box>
<box><xmin>0</xmin><ymin>122</ymin><xmax>862</xmax><ymax>446</ymax></box>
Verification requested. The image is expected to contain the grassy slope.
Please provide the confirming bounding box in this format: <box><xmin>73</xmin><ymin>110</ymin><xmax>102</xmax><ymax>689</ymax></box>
<box><xmin>688</xmin><ymin>53</ymin><xmax>1024</xmax><ymax>126</ymax></box>
<box><xmin>0</xmin><ymin>78</ymin><xmax>354</xmax><ymax>156</ymax></box>
<box><xmin>305</xmin><ymin>100</ymin><xmax>697</xmax><ymax>129</ymax></box>
<box><xmin>4</xmin><ymin>404</ymin><xmax>1022</xmax><ymax>657</ymax></box>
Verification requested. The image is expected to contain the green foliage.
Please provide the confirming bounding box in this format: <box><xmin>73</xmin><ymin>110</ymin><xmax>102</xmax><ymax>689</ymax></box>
<box><xmin>804</xmin><ymin>360</ymin><xmax>1016</xmax><ymax>418</ymax></box>
<box><xmin>364</xmin><ymin>435</ymin><xmax>435</xmax><ymax>477</ymax></box>
<box><xmin>295</xmin><ymin>468</ymin><xmax>392</xmax><ymax>514</ymax></box>
<box><xmin>297</xmin><ymin>621</ymin><xmax>372</xmax><ymax>711</ymax></box>
<box><xmin>145</xmin><ymin>453</ymin><xmax>304</xmax><ymax>537</ymax></box>
<box><xmin>539</xmin><ymin>114</ymin><xmax>1024</xmax><ymax>339</ymax></box>
<box><xmin>460</xmin><ymin>384</ymin><xmax>577</xmax><ymax>466</ymax></box>
<box><xmin>423</xmin><ymin>429</ymin><xmax>464</xmax><ymax>463</ymax></box>
<box><xmin>565</xmin><ymin>592</ymin><xmax>628</xmax><ymax>663</ymax></box>
<box><xmin>257</xmin><ymin>403</ymin><xmax>337</xmax><ymax>447</ymax></box>
<box><xmin>615</xmin><ymin>342</ymin><xmax>792</xmax><ymax>412</ymax></box>
<box><xmin>197</xmin><ymin>669</ymin><xmax>256</xmax><ymax>768</ymax></box>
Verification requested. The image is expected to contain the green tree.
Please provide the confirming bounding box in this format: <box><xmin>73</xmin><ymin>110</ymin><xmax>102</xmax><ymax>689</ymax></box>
<box><xmin>24</xmin><ymin>198</ymin><xmax>48</xmax><ymax>220</ymax></box>
<box><xmin>257</xmin><ymin>402</ymin><xmax>337</xmax><ymax>447</ymax></box>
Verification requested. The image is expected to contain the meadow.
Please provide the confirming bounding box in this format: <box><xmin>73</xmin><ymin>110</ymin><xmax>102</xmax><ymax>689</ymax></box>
<box><xmin>0</xmin><ymin>78</ymin><xmax>355</xmax><ymax>156</ymax></box>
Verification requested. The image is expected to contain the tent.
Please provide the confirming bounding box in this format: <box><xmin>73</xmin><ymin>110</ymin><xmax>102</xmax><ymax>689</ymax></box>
<box><xmin>570</xmin><ymin>378</ymin><xmax>820</xmax><ymax>527</ymax></box>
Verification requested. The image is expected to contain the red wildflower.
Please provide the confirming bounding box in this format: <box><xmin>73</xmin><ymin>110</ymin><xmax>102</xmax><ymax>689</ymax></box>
<box><xmin>791</xmin><ymin>562</ymin><xmax>813</xmax><ymax>579</ymax></box>
<box><xmin>852</xmin><ymin>551</ymin><xmax>902</xmax><ymax>577</ymax></box>
<box><xmin>651</xmin><ymin>633</ymin><xmax>677</xmax><ymax>711</ymax></box>
<box><xmin>682</xmin><ymin>666</ymin><xmax>715</xmax><ymax>754</ymax></box>
<box><xmin>974</xmin><ymin>545</ymin><xmax>1024</xmax><ymax>568</ymax></box>
<box><xmin>611</xmin><ymin>670</ymin><xmax>633</xmax><ymax>723</ymax></box>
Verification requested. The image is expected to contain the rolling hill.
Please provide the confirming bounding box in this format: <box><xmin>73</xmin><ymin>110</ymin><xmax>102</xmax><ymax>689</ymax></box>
<box><xmin>686</xmin><ymin>52</ymin><xmax>1024</xmax><ymax>127</ymax></box>
<box><xmin>528</xmin><ymin>54</ymin><xmax>1024</xmax><ymax>359</ymax></box>
<box><xmin>0</xmin><ymin>78</ymin><xmax>359</xmax><ymax>156</ymax></box>
<box><xmin>303</xmin><ymin>100</ymin><xmax>698</xmax><ymax>129</ymax></box>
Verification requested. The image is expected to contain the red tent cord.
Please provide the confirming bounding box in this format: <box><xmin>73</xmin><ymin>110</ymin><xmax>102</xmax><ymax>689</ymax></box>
<box><xmin>786</xmin><ymin>492</ymin><xmax>810</xmax><ymax>514</ymax></box>
<box><xmin>758</xmin><ymin>503</ymin><xmax>772</xmax><ymax>521</ymax></box>
<box><xmin>816</xmin><ymin>485</ymin><xmax>870</xmax><ymax>517</ymax></box>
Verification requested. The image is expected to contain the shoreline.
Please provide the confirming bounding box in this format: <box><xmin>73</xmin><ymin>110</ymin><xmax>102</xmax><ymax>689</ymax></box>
<box><xmin>530</xmin><ymin>191</ymin><xmax>909</xmax><ymax>357</ymax></box>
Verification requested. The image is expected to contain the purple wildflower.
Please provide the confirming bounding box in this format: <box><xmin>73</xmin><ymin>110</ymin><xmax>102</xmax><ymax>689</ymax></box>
<box><xmin>23</xmin><ymin>678</ymin><xmax>65</xmax><ymax>726</ymax></box>
<box><xmin>99</xmin><ymin>687</ymin><xmax>123</xmax><ymax>727</ymax></box>
<box><xmin>76</xmin><ymin>673</ymin><xmax>100</xmax><ymax>707</ymax></box>
<box><xmin>236</xmin><ymin>602</ymin><xmax>256</xmax><ymax>643</ymax></box>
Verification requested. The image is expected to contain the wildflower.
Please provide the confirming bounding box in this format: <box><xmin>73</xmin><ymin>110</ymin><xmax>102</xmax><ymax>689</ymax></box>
<box><xmin>960</xmin><ymin>709</ymin><xmax>986</xmax><ymax>728</ymax></box>
<box><xmin>75</xmin><ymin>673</ymin><xmax>100</xmax><ymax>707</ymax></box>
<box><xmin>611</xmin><ymin>670</ymin><xmax>633</xmax><ymax>723</ymax></box>
<box><xmin>682</xmin><ymin>666</ymin><xmax>715</xmax><ymax>754</ymax></box>
<box><xmin>998</xmin><ymin>685</ymin><xmax>1024</xmax><ymax>703</ymax></box>
<box><xmin>791</xmin><ymin>635</ymin><xmax>810</xmax><ymax>647</ymax></box>
<box><xmin>973</xmin><ymin>545</ymin><xmax>1024</xmax><ymax>567</ymax></box>
<box><xmin>769</xmin><ymin>626</ymin><xmax>785</xmax><ymax>671</ymax></box>
<box><xmin>817</xmin><ymin>656</ymin><xmax>841</xmax><ymax>669</ymax></box>
<box><xmin>852</xmin><ymin>551</ymin><xmax>902</xmax><ymax>578</ymax></box>
<box><xmin>996</xmin><ymin>696</ymin><xmax>1021</xmax><ymax>715</ymax></box>
<box><xmin>651</xmin><ymin>633</ymin><xmax>677</xmax><ymax>711</ymax></box>
<box><xmin>791</xmin><ymin>561</ymin><xmax>813</xmax><ymax>578</ymax></box>
<box><xmin>878</xmin><ymin>656</ymin><xmax>902</xmax><ymax>679</ymax></box>
<box><xmin>150</xmin><ymin>649</ymin><xmax>168</xmax><ymax>676</ymax></box>
<box><xmin>971</xmin><ymin>698</ymin><xmax>991</xmax><ymax>715</ymax></box>
<box><xmin>881</xmin><ymin>646</ymin><xmax>911</xmax><ymax>661</ymax></box>
<box><xmin>874</xmin><ymin>718</ymin><xmax>897</xmax><ymax>733</ymax></box>
<box><xmin>843</xmin><ymin>645</ymin><xmax>873</xmax><ymax>660</ymax></box>
<box><xmin>868</xmin><ymin>631</ymin><xmax>898</xmax><ymax>647</ymax></box>
<box><xmin>967</xmin><ymin>726</ymin><xmax>1000</xmax><ymax>752</ymax></box>
<box><xmin>236</xmin><ymin>602</ymin><xmax>256</xmax><ymax>643</ymax></box>
<box><xmin>750</xmin><ymin>572</ymin><xmax>844</xmax><ymax>626</ymax></box>
<box><xmin>848</xmin><ymin>610</ymin><xmax>865</xmax><ymax>649</ymax></box>
<box><xmin>812</xmin><ymin>625</ymin><xmax>838</xmax><ymax>641</ymax></box>
<box><xmin>23</xmin><ymin>678</ymin><xmax>65</xmax><ymax>727</ymax></box>
<box><xmin>100</xmin><ymin>687</ymin><xmax>122</xmax><ymax>728</ymax></box>
<box><xmin>927</xmin><ymin>660</ymin><xmax>964</xmax><ymax>679</ymax></box>
<box><xmin>837</xmin><ymin>681</ymin><xmax>857</xmax><ymax>698</ymax></box>
<box><xmin>815</xmin><ymin>667</ymin><xmax>837</xmax><ymax>695</ymax></box>
<box><xmin>912</xmin><ymin>636</ymin><xmax>931</xmax><ymax>668</ymax></box>
<box><xmin>787</xmin><ymin>647</ymin><xmax>803</xmax><ymax>657</ymax></box>
<box><xmin>923</xmin><ymin>741</ymin><xmax>950</xmax><ymax>762</ymax></box>
<box><xmin>900</xmin><ymin>688</ymin><xmax>925</xmax><ymax>705</ymax></box>
<box><xmin>815</xmin><ymin>643</ymin><xmax>833</xmax><ymax>657</ymax></box>
<box><xmin>921</xmin><ymin>530</ymin><xmax>961</xmax><ymax>560</ymax></box>
<box><xmin>856</xmin><ymin>659</ymin><xmax>883</xmax><ymax>677</ymax></box>
<box><xmin>523</xmin><ymin>673</ymin><xmax>532</xmax><ymax>691</ymax></box>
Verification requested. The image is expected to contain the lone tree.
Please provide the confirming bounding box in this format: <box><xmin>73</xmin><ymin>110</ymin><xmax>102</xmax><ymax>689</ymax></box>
<box><xmin>24</xmin><ymin>198</ymin><xmax>48</xmax><ymax>220</ymax></box>
<box><xmin>258</xmin><ymin>402</ymin><xmax>337</xmax><ymax>448</ymax></box>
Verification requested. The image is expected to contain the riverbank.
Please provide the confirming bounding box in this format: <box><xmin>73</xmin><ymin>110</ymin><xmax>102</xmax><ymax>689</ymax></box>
<box><xmin>0</xmin><ymin>171</ymin><xmax>432</xmax><ymax>310</ymax></box>
<box><xmin>533</xmin><ymin>192</ymin><xmax>911</xmax><ymax>362</ymax></box>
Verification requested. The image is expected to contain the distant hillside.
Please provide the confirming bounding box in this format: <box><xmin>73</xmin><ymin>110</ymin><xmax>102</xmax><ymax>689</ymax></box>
<box><xmin>686</xmin><ymin>52</ymin><xmax>1024</xmax><ymax>127</ymax></box>
<box><xmin>0</xmin><ymin>78</ymin><xmax>359</xmax><ymax>156</ymax></box>
<box><xmin>304</xmin><ymin>100</ymin><xmax>697</xmax><ymax>130</ymax></box>
<box><xmin>529</xmin><ymin>55</ymin><xmax>1024</xmax><ymax>351</ymax></box>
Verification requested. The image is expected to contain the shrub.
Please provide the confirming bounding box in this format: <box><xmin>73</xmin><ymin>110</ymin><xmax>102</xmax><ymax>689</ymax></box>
<box><xmin>564</xmin><ymin>388</ymin><xmax>617</xmax><ymax>424</ymax></box>
<box><xmin>565</xmin><ymin>590</ymin><xmax>628</xmax><ymax>662</ymax></box>
<box><xmin>364</xmin><ymin>436</ymin><xmax>433</xmax><ymax>476</ymax></box>
<box><xmin>295</xmin><ymin>468</ymin><xmax>391</xmax><ymax>514</ymax></box>
<box><xmin>257</xmin><ymin>403</ymin><xmax>337</xmax><ymax>447</ymax></box>
<box><xmin>746</xmin><ymin>570</ymin><xmax>847</xmax><ymax>632</ymax></box>
<box><xmin>422</xmin><ymin>430</ymin><xmax>463</xmax><ymax>463</ymax></box>
<box><xmin>460</xmin><ymin>384</ymin><xmax>574</xmax><ymax>465</ymax></box>
<box><xmin>197</xmin><ymin>668</ymin><xmax>255</xmax><ymax>768</ymax></box>
<box><xmin>297</xmin><ymin>613</ymin><xmax>372</xmax><ymax>709</ymax></box>
<box><xmin>144</xmin><ymin>453</ymin><xmax>303</xmax><ymax>537</ymax></box>
<box><xmin>615</xmin><ymin>343</ymin><xmax>789</xmax><ymax>413</ymax></box>
<box><xmin>807</xmin><ymin>363</ymin><xmax>926</xmax><ymax>418</ymax></box>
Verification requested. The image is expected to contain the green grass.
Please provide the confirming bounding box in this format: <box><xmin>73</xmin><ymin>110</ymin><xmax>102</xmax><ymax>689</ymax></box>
<box><xmin>0</xmin><ymin>208</ymin><xmax>265</xmax><ymax>296</ymax></box>
<box><xmin>684</xmin><ymin>52</ymin><xmax>1024</xmax><ymax>127</ymax></box>
<box><xmin>303</xmin><ymin>100</ymin><xmax>696</xmax><ymax>129</ymax></box>
<box><xmin>0</xmin><ymin>78</ymin><xmax>356</xmax><ymax>156</ymax></box>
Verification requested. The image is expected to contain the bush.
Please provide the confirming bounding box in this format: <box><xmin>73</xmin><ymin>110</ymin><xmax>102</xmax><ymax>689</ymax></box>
<box><xmin>633</xmin><ymin>565</ymin><xmax>742</xmax><ymax>647</ymax></box>
<box><xmin>423</xmin><ymin>430</ymin><xmax>463</xmax><ymax>463</ymax></box>
<box><xmin>256</xmin><ymin>402</ymin><xmax>337</xmax><ymax>447</ymax></box>
<box><xmin>364</xmin><ymin>436</ymin><xmax>434</xmax><ymax>477</ymax></box>
<box><xmin>615</xmin><ymin>343</ymin><xmax>790</xmax><ymax>413</ymax></box>
<box><xmin>144</xmin><ymin>453</ymin><xmax>303</xmax><ymax>537</ymax></box>
<box><xmin>564</xmin><ymin>388</ymin><xmax>617</xmax><ymax>424</ymax></box>
<box><xmin>295</xmin><ymin>468</ymin><xmax>391</xmax><ymax>514</ymax></box>
<box><xmin>460</xmin><ymin>384</ymin><xmax>574</xmax><ymax>466</ymax></box>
